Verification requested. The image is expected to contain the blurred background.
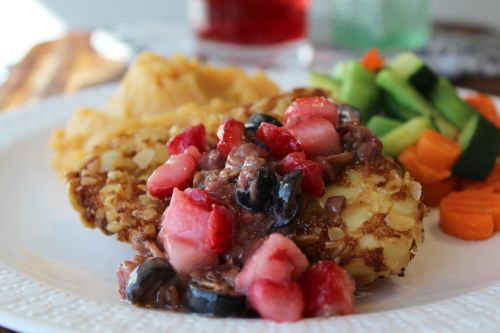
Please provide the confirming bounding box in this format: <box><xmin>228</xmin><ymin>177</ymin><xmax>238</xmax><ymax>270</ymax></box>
<box><xmin>1</xmin><ymin>0</ymin><xmax>499</xmax><ymax>111</ymax></box>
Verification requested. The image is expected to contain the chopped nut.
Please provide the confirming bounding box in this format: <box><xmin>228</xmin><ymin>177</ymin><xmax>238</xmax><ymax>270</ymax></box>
<box><xmin>106</xmin><ymin>221</ymin><xmax>123</xmax><ymax>233</ymax></box>
<box><xmin>294</xmin><ymin>235</ymin><xmax>320</xmax><ymax>246</ymax></box>
<box><xmin>142</xmin><ymin>208</ymin><xmax>157</xmax><ymax>221</ymax></box>
<box><xmin>327</xmin><ymin>227</ymin><xmax>344</xmax><ymax>242</ymax></box>
<box><xmin>133</xmin><ymin>148</ymin><xmax>156</xmax><ymax>169</ymax></box>
<box><xmin>80</xmin><ymin>177</ymin><xmax>97</xmax><ymax>186</ymax></box>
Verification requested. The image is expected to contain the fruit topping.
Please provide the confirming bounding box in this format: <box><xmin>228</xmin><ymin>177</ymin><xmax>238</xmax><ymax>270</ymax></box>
<box><xmin>338</xmin><ymin>103</ymin><xmax>362</xmax><ymax>125</ymax></box>
<box><xmin>285</xmin><ymin>115</ymin><xmax>342</xmax><ymax>157</ymax></box>
<box><xmin>245</xmin><ymin>113</ymin><xmax>283</xmax><ymax>137</ymax></box>
<box><xmin>187</xmin><ymin>265</ymin><xmax>247</xmax><ymax>317</ymax></box>
<box><xmin>271</xmin><ymin>171</ymin><xmax>303</xmax><ymax>228</ymax></box>
<box><xmin>167</xmin><ymin>124</ymin><xmax>209</xmax><ymax>155</ymax></box>
<box><xmin>147</xmin><ymin>152</ymin><xmax>197</xmax><ymax>197</ymax></box>
<box><xmin>284</xmin><ymin>96</ymin><xmax>339</xmax><ymax>127</ymax></box>
<box><xmin>248</xmin><ymin>279</ymin><xmax>304</xmax><ymax>322</ymax></box>
<box><xmin>255</xmin><ymin>122</ymin><xmax>302</xmax><ymax>159</ymax></box>
<box><xmin>207</xmin><ymin>205</ymin><xmax>235</xmax><ymax>254</ymax></box>
<box><xmin>185</xmin><ymin>188</ymin><xmax>213</xmax><ymax>210</ymax></box>
<box><xmin>235</xmin><ymin>157</ymin><xmax>277</xmax><ymax>211</ymax></box>
<box><xmin>301</xmin><ymin>260</ymin><xmax>355</xmax><ymax>317</ymax></box>
<box><xmin>160</xmin><ymin>188</ymin><xmax>217</xmax><ymax>274</ymax></box>
<box><xmin>279</xmin><ymin>151</ymin><xmax>326</xmax><ymax>197</ymax></box>
<box><xmin>217</xmin><ymin>119</ymin><xmax>246</xmax><ymax>157</ymax></box>
<box><xmin>125</xmin><ymin>257</ymin><xmax>178</xmax><ymax>306</ymax></box>
<box><xmin>235</xmin><ymin>233</ymin><xmax>308</xmax><ymax>292</ymax></box>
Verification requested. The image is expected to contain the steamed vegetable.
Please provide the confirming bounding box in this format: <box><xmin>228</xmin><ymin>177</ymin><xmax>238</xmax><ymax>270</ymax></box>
<box><xmin>380</xmin><ymin>117</ymin><xmax>430</xmax><ymax>157</ymax></box>
<box><xmin>429</xmin><ymin>78</ymin><xmax>476</xmax><ymax>128</ymax></box>
<box><xmin>415</xmin><ymin>129</ymin><xmax>461</xmax><ymax>170</ymax></box>
<box><xmin>452</xmin><ymin>114</ymin><xmax>500</xmax><ymax>180</ymax></box>
<box><xmin>390</xmin><ymin>52</ymin><xmax>438</xmax><ymax>93</ymax></box>
<box><xmin>440</xmin><ymin>191</ymin><xmax>500</xmax><ymax>240</ymax></box>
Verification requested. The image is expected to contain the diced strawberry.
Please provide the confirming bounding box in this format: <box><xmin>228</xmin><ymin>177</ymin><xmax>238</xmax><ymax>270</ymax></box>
<box><xmin>284</xmin><ymin>97</ymin><xmax>339</xmax><ymax>127</ymax></box>
<box><xmin>235</xmin><ymin>233</ymin><xmax>308</xmax><ymax>292</ymax></box>
<box><xmin>248</xmin><ymin>280</ymin><xmax>304</xmax><ymax>322</ymax></box>
<box><xmin>285</xmin><ymin>116</ymin><xmax>341</xmax><ymax>157</ymax></box>
<box><xmin>184</xmin><ymin>145</ymin><xmax>202</xmax><ymax>162</ymax></box>
<box><xmin>161</xmin><ymin>188</ymin><xmax>219</xmax><ymax>273</ymax></box>
<box><xmin>217</xmin><ymin>119</ymin><xmax>246</xmax><ymax>157</ymax></box>
<box><xmin>185</xmin><ymin>188</ymin><xmax>212</xmax><ymax>210</ymax></box>
<box><xmin>162</xmin><ymin>188</ymin><xmax>212</xmax><ymax>247</ymax></box>
<box><xmin>207</xmin><ymin>205</ymin><xmax>235</xmax><ymax>254</ymax></box>
<box><xmin>301</xmin><ymin>261</ymin><xmax>356</xmax><ymax>317</ymax></box>
<box><xmin>255</xmin><ymin>122</ymin><xmax>302</xmax><ymax>159</ymax></box>
<box><xmin>147</xmin><ymin>153</ymin><xmax>197</xmax><ymax>197</ymax></box>
<box><xmin>164</xmin><ymin>234</ymin><xmax>218</xmax><ymax>274</ymax></box>
<box><xmin>279</xmin><ymin>152</ymin><xmax>326</xmax><ymax>197</ymax></box>
<box><xmin>167</xmin><ymin>124</ymin><xmax>209</xmax><ymax>155</ymax></box>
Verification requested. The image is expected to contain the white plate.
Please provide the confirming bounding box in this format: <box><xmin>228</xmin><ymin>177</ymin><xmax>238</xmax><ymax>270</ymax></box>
<box><xmin>1</xmin><ymin>80</ymin><xmax>500</xmax><ymax>333</ymax></box>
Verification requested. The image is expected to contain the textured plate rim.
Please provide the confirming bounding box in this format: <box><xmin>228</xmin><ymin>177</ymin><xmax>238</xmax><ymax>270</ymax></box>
<box><xmin>1</xmin><ymin>84</ymin><xmax>500</xmax><ymax>333</ymax></box>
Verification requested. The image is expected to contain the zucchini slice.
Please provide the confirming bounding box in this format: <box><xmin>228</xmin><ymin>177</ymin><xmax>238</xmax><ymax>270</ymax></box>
<box><xmin>452</xmin><ymin>115</ymin><xmax>500</xmax><ymax>180</ymax></box>
<box><xmin>381</xmin><ymin>117</ymin><xmax>431</xmax><ymax>157</ymax></box>
<box><xmin>339</xmin><ymin>61</ymin><xmax>380</xmax><ymax>122</ymax></box>
<box><xmin>383</xmin><ymin>93</ymin><xmax>420</xmax><ymax>121</ymax></box>
<box><xmin>367</xmin><ymin>116</ymin><xmax>403</xmax><ymax>137</ymax></box>
<box><xmin>309</xmin><ymin>72</ymin><xmax>341</xmax><ymax>98</ymax></box>
<box><xmin>429</xmin><ymin>78</ymin><xmax>475</xmax><ymax>129</ymax></box>
<box><xmin>391</xmin><ymin>52</ymin><xmax>438</xmax><ymax>93</ymax></box>
<box><xmin>376</xmin><ymin>69</ymin><xmax>434</xmax><ymax>118</ymax></box>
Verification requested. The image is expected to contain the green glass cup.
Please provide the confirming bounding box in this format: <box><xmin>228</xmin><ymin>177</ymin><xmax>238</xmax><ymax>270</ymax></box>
<box><xmin>331</xmin><ymin>0</ymin><xmax>431</xmax><ymax>52</ymax></box>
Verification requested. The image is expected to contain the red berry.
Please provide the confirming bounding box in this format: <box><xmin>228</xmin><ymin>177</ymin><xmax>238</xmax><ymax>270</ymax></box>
<box><xmin>216</xmin><ymin>119</ymin><xmax>246</xmax><ymax>157</ymax></box>
<box><xmin>284</xmin><ymin>97</ymin><xmax>339</xmax><ymax>127</ymax></box>
<box><xmin>279</xmin><ymin>152</ymin><xmax>326</xmax><ymax>197</ymax></box>
<box><xmin>300</xmin><ymin>261</ymin><xmax>356</xmax><ymax>317</ymax></box>
<box><xmin>167</xmin><ymin>124</ymin><xmax>209</xmax><ymax>155</ymax></box>
<box><xmin>235</xmin><ymin>233</ymin><xmax>309</xmax><ymax>292</ymax></box>
<box><xmin>248</xmin><ymin>279</ymin><xmax>304</xmax><ymax>322</ymax></box>
<box><xmin>161</xmin><ymin>188</ymin><xmax>217</xmax><ymax>274</ymax></box>
<box><xmin>147</xmin><ymin>153</ymin><xmax>197</xmax><ymax>197</ymax></box>
<box><xmin>207</xmin><ymin>205</ymin><xmax>235</xmax><ymax>254</ymax></box>
<box><xmin>255</xmin><ymin>122</ymin><xmax>302</xmax><ymax>160</ymax></box>
<box><xmin>286</xmin><ymin>116</ymin><xmax>341</xmax><ymax>157</ymax></box>
<box><xmin>185</xmin><ymin>188</ymin><xmax>212</xmax><ymax>211</ymax></box>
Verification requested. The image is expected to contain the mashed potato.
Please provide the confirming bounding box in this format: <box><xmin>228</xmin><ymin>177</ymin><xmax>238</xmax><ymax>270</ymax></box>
<box><xmin>50</xmin><ymin>52</ymin><xmax>279</xmax><ymax>174</ymax></box>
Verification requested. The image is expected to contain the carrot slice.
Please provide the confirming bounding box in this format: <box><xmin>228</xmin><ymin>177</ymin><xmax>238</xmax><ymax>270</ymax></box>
<box><xmin>440</xmin><ymin>210</ymin><xmax>494</xmax><ymax>240</ymax></box>
<box><xmin>422</xmin><ymin>177</ymin><xmax>459</xmax><ymax>207</ymax></box>
<box><xmin>465</xmin><ymin>94</ymin><xmax>500</xmax><ymax>128</ymax></box>
<box><xmin>399</xmin><ymin>146</ymin><xmax>451</xmax><ymax>184</ymax></box>
<box><xmin>444</xmin><ymin>191</ymin><xmax>500</xmax><ymax>231</ymax></box>
<box><xmin>415</xmin><ymin>129</ymin><xmax>461</xmax><ymax>170</ymax></box>
<box><xmin>361</xmin><ymin>48</ymin><xmax>385</xmax><ymax>72</ymax></box>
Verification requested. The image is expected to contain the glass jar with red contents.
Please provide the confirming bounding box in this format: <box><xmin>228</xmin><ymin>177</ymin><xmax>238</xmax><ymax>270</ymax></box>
<box><xmin>189</xmin><ymin>0</ymin><xmax>313</xmax><ymax>67</ymax></box>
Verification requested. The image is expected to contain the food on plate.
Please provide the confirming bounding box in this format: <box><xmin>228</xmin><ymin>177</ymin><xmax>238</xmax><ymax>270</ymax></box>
<box><xmin>50</xmin><ymin>52</ymin><xmax>279</xmax><ymax>174</ymax></box>
<box><xmin>57</xmin><ymin>52</ymin><xmax>427</xmax><ymax>322</ymax></box>
<box><xmin>440</xmin><ymin>191</ymin><xmax>500</xmax><ymax>240</ymax></box>
<box><xmin>66</xmin><ymin>88</ymin><xmax>328</xmax><ymax>247</ymax></box>
<box><xmin>311</xmin><ymin>49</ymin><xmax>500</xmax><ymax>241</ymax></box>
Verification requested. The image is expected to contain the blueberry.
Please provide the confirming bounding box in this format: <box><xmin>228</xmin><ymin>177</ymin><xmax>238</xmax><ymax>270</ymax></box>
<box><xmin>186</xmin><ymin>281</ymin><xmax>247</xmax><ymax>317</ymax></box>
<box><xmin>271</xmin><ymin>170</ymin><xmax>302</xmax><ymax>228</ymax></box>
<box><xmin>186</xmin><ymin>266</ymin><xmax>247</xmax><ymax>317</ymax></box>
<box><xmin>125</xmin><ymin>257</ymin><xmax>177</xmax><ymax>305</ymax></box>
<box><xmin>235</xmin><ymin>158</ymin><xmax>277</xmax><ymax>211</ymax></box>
<box><xmin>338</xmin><ymin>104</ymin><xmax>362</xmax><ymax>124</ymax></box>
<box><xmin>245</xmin><ymin>113</ymin><xmax>283</xmax><ymax>137</ymax></box>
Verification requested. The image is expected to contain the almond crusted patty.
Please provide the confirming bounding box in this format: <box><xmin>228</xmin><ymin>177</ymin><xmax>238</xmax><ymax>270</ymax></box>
<box><xmin>67</xmin><ymin>88</ymin><xmax>328</xmax><ymax>252</ymax></box>
<box><xmin>66</xmin><ymin>88</ymin><xmax>426</xmax><ymax>286</ymax></box>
